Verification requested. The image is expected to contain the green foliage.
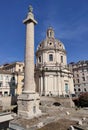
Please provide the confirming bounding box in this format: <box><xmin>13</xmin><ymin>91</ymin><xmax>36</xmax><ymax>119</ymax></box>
<box><xmin>79</xmin><ymin>92</ymin><xmax>88</xmax><ymax>107</ymax></box>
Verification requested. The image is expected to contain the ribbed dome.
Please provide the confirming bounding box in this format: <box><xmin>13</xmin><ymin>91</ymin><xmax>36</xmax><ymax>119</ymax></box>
<box><xmin>37</xmin><ymin>27</ymin><xmax>65</xmax><ymax>51</ymax></box>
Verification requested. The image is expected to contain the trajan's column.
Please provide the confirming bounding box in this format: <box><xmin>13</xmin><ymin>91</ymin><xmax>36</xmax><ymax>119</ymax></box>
<box><xmin>18</xmin><ymin>6</ymin><xmax>41</xmax><ymax>119</ymax></box>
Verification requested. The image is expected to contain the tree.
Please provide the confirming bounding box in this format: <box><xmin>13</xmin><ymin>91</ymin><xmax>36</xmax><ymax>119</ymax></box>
<box><xmin>79</xmin><ymin>92</ymin><xmax>88</xmax><ymax>107</ymax></box>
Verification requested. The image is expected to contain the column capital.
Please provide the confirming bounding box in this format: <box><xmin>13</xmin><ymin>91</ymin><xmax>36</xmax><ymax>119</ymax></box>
<box><xmin>23</xmin><ymin>5</ymin><xmax>37</xmax><ymax>24</ymax></box>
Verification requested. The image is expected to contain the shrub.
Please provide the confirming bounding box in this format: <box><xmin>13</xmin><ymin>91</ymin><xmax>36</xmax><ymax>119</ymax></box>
<box><xmin>79</xmin><ymin>92</ymin><xmax>88</xmax><ymax>107</ymax></box>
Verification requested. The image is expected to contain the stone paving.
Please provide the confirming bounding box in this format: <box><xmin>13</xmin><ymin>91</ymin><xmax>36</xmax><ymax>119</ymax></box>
<box><xmin>9</xmin><ymin>97</ymin><xmax>88</xmax><ymax>130</ymax></box>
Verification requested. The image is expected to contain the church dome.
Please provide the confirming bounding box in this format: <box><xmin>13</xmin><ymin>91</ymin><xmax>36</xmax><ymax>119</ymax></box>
<box><xmin>37</xmin><ymin>27</ymin><xmax>65</xmax><ymax>51</ymax></box>
<box><xmin>36</xmin><ymin>27</ymin><xmax>67</xmax><ymax>68</ymax></box>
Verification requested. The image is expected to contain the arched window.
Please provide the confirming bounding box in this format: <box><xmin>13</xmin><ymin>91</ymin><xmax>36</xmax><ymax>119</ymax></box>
<box><xmin>49</xmin><ymin>54</ymin><xmax>53</xmax><ymax>61</ymax></box>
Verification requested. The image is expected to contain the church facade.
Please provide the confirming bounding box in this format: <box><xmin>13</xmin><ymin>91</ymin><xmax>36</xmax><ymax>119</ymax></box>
<box><xmin>35</xmin><ymin>27</ymin><xmax>74</xmax><ymax>97</ymax></box>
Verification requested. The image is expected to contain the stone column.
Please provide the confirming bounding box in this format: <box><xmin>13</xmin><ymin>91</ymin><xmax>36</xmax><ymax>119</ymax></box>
<box><xmin>40</xmin><ymin>76</ymin><xmax>43</xmax><ymax>96</ymax></box>
<box><xmin>23</xmin><ymin>6</ymin><xmax>37</xmax><ymax>93</ymax></box>
<box><xmin>18</xmin><ymin>5</ymin><xmax>41</xmax><ymax>119</ymax></box>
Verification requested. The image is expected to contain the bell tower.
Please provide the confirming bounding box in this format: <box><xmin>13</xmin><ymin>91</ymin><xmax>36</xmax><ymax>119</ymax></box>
<box><xmin>47</xmin><ymin>27</ymin><xmax>55</xmax><ymax>38</ymax></box>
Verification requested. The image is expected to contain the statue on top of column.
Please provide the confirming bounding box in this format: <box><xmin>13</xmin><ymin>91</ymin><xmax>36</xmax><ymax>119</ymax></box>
<box><xmin>28</xmin><ymin>5</ymin><xmax>33</xmax><ymax>13</ymax></box>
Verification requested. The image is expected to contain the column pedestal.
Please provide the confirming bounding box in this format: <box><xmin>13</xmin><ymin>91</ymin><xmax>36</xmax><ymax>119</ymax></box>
<box><xmin>18</xmin><ymin>92</ymin><xmax>41</xmax><ymax>119</ymax></box>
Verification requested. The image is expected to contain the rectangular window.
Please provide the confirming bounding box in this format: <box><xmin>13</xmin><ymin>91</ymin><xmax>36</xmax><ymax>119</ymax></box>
<box><xmin>0</xmin><ymin>75</ymin><xmax>3</xmax><ymax>80</ymax></box>
<box><xmin>49</xmin><ymin>54</ymin><xmax>53</xmax><ymax>61</ymax></box>
<box><xmin>5</xmin><ymin>75</ymin><xmax>9</xmax><ymax>81</ymax></box>
<box><xmin>82</xmin><ymin>69</ymin><xmax>84</xmax><ymax>72</ymax></box>
<box><xmin>39</xmin><ymin>56</ymin><xmax>41</xmax><ymax>62</ymax></box>
<box><xmin>4</xmin><ymin>91</ymin><xmax>8</xmax><ymax>96</ymax></box>
<box><xmin>12</xmin><ymin>82</ymin><xmax>15</xmax><ymax>86</ymax></box>
<box><xmin>61</xmin><ymin>56</ymin><xmax>63</xmax><ymax>63</ymax></box>
<box><xmin>19</xmin><ymin>65</ymin><xmax>21</xmax><ymax>67</ymax></box>
<box><xmin>0</xmin><ymin>82</ymin><xmax>2</xmax><ymax>87</ymax></box>
<box><xmin>84</xmin><ymin>88</ymin><xmax>86</xmax><ymax>91</ymax></box>
<box><xmin>77</xmin><ymin>79</ymin><xmax>79</xmax><ymax>83</ymax></box>
<box><xmin>74</xmin><ymin>88</ymin><xmax>76</xmax><ymax>92</ymax></box>
<box><xmin>77</xmin><ymin>74</ymin><xmax>79</xmax><ymax>77</ymax></box>
<box><xmin>0</xmin><ymin>92</ymin><xmax>2</xmax><ymax>96</ymax></box>
<box><xmin>12</xmin><ymin>77</ymin><xmax>15</xmax><ymax>80</ymax></box>
<box><xmin>73</xmin><ymin>79</ymin><xmax>75</xmax><ymax>84</ymax></box>
<box><xmin>5</xmin><ymin>82</ymin><xmax>9</xmax><ymax>87</ymax></box>
<box><xmin>65</xmin><ymin>83</ymin><xmax>69</xmax><ymax>93</ymax></box>
<box><xmin>19</xmin><ymin>69</ymin><xmax>21</xmax><ymax>72</ymax></box>
<box><xmin>87</xmin><ymin>68</ymin><xmax>88</xmax><ymax>72</ymax></box>
<box><xmin>78</xmin><ymin>88</ymin><xmax>81</xmax><ymax>91</ymax></box>
<box><xmin>82</xmin><ymin>77</ymin><xmax>85</xmax><ymax>81</ymax></box>
<box><xmin>33</xmin><ymin>106</ymin><xmax>36</xmax><ymax>114</ymax></box>
<box><xmin>87</xmin><ymin>76</ymin><xmax>88</xmax><ymax>80</ymax></box>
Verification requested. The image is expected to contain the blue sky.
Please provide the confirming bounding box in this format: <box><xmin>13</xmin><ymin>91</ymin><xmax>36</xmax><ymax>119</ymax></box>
<box><xmin>0</xmin><ymin>0</ymin><xmax>88</xmax><ymax>64</ymax></box>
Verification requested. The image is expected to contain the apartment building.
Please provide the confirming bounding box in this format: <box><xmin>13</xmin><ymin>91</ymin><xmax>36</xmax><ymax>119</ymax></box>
<box><xmin>68</xmin><ymin>60</ymin><xmax>88</xmax><ymax>95</ymax></box>
<box><xmin>0</xmin><ymin>62</ymin><xmax>24</xmax><ymax>96</ymax></box>
<box><xmin>0</xmin><ymin>70</ymin><xmax>17</xmax><ymax>96</ymax></box>
<box><xmin>2</xmin><ymin>62</ymin><xmax>24</xmax><ymax>73</ymax></box>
